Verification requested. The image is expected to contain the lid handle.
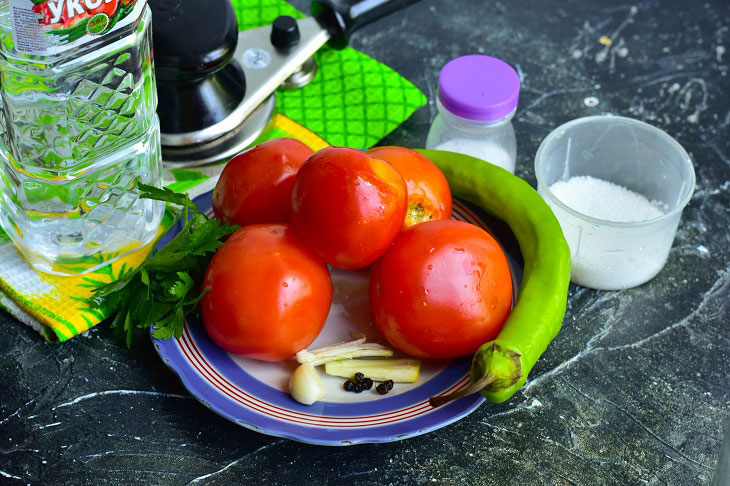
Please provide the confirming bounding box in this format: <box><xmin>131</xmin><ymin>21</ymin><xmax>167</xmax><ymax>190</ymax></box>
<box><xmin>312</xmin><ymin>0</ymin><xmax>421</xmax><ymax>49</ymax></box>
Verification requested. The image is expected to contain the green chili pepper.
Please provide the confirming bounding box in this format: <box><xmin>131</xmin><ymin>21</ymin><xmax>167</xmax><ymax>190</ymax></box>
<box><xmin>415</xmin><ymin>149</ymin><xmax>571</xmax><ymax>405</ymax></box>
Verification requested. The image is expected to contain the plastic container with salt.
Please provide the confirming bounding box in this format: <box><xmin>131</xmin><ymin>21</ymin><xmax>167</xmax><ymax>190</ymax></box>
<box><xmin>535</xmin><ymin>116</ymin><xmax>695</xmax><ymax>290</ymax></box>
<box><xmin>426</xmin><ymin>55</ymin><xmax>520</xmax><ymax>174</ymax></box>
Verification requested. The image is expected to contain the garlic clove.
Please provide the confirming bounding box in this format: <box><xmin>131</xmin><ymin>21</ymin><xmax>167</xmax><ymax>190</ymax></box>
<box><xmin>289</xmin><ymin>363</ymin><xmax>325</xmax><ymax>405</ymax></box>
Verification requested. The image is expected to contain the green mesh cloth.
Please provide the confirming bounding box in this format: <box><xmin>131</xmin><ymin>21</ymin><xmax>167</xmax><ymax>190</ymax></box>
<box><xmin>232</xmin><ymin>0</ymin><xmax>426</xmax><ymax>148</ymax></box>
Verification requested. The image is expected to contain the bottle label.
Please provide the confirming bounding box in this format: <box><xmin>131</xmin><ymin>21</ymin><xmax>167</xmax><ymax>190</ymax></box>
<box><xmin>8</xmin><ymin>0</ymin><xmax>147</xmax><ymax>55</ymax></box>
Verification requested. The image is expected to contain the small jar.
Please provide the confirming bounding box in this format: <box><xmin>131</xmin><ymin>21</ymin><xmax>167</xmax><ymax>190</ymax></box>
<box><xmin>426</xmin><ymin>55</ymin><xmax>521</xmax><ymax>174</ymax></box>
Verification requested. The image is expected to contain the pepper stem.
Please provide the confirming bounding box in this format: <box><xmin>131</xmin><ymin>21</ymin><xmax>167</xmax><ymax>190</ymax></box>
<box><xmin>429</xmin><ymin>373</ymin><xmax>496</xmax><ymax>408</ymax></box>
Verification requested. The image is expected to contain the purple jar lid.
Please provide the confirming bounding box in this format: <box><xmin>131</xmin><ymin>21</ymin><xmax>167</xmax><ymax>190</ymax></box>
<box><xmin>438</xmin><ymin>55</ymin><xmax>520</xmax><ymax>121</ymax></box>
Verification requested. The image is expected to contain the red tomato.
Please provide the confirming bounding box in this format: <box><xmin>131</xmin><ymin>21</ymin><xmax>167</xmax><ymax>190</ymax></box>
<box><xmin>88</xmin><ymin>0</ymin><xmax>119</xmax><ymax>18</ymax></box>
<box><xmin>201</xmin><ymin>224</ymin><xmax>333</xmax><ymax>362</ymax></box>
<box><xmin>36</xmin><ymin>0</ymin><xmax>119</xmax><ymax>28</ymax></box>
<box><xmin>291</xmin><ymin>147</ymin><xmax>408</xmax><ymax>270</ymax></box>
<box><xmin>369</xmin><ymin>220</ymin><xmax>513</xmax><ymax>359</ymax></box>
<box><xmin>212</xmin><ymin>138</ymin><xmax>313</xmax><ymax>226</ymax></box>
<box><xmin>366</xmin><ymin>146</ymin><xmax>453</xmax><ymax>229</ymax></box>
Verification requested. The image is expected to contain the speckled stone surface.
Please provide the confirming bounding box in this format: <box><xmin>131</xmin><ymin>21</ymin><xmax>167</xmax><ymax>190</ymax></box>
<box><xmin>1</xmin><ymin>0</ymin><xmax>729</xmax><ymax>484</ymax></box>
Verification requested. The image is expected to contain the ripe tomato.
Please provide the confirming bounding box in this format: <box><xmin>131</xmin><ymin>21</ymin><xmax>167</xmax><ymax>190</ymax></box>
<box><xmin>291</xmin><ymin>147</ymin><xmax>407</xmax><ymax>270</ymax></box>
<box><xmin>87</xmin><ymin>0</ymin><xmax>119</xmax><ymax>18</ymax></box>
<box><xmin>369</xmin><ymin>220</ymin><xmax>513</xmax><ymax>359</ymax></box>
<box><xmin>212</xmin><ymin>138</ymin><xmax>313</xmax><ymax>226</ymax></box>
<box><xmin>201</xmin><ymin>224</ymin><xmax>333</xmax><ymax>362</ymax></box>
<box><xmin>367</xmin><ymin>146</ymin><xmax>452</xmax><ymax>229</ymax></box>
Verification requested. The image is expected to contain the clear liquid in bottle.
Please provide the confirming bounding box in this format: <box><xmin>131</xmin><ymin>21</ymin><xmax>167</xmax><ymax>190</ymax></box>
<box><xmin>0</xmin><ymin>0</ymin><xmax>163</xmax><ymax>275</ymax></box>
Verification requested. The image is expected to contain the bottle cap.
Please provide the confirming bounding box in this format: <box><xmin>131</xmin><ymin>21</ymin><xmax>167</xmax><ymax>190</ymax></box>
<box><xmin>438</xmin><ymin>55</ymin><xmax>520</xmax><ymax>122</ymax></box>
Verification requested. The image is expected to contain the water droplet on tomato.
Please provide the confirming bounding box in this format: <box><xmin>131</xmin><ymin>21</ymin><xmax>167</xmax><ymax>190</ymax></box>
<box><xmin>489</xmin><ymin>297</ymin><xmax>498</xmax><ymax>310</ymax></box>
<box><xmin>282</xmin><ymin>282</ymin><xmax>288</xmax><ymax>287</ymax></box>
<box><xmin>427</xmin><ymin>264</ymin><xmax>433</xmax><ymax>270</ymax></box>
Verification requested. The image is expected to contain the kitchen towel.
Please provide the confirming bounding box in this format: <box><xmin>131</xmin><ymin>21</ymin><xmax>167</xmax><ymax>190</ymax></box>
<box><xmin>235</xmin><ymin>0</ymin><xmax>426</xmax><ymax>149</ymax></box>
<box><xmin>0</xmin><ymin>0</ymin><xmax>426</xmax><ymax>342</ymax></box>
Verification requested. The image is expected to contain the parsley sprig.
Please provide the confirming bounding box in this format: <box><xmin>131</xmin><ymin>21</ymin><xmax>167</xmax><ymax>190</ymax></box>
<box><xmin>89</xmin><ymin>184</ymin><xmax>239</xmax><ymax>347</ymax></box>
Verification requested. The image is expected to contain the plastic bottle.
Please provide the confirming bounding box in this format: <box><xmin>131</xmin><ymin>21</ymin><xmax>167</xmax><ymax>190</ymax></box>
<box><xmin>426</xmin><ymin>55</ymin><xmax>520</xmax><ymax>174</ymax></box>
<box><xmin>0</xmin><ymin>0</ymin><xmax>163</xmax><ymax>275</ymax></box>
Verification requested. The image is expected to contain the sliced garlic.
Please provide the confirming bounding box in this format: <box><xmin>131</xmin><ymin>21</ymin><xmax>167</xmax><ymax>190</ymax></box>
<box><xmin>295</xmin><ymin>338</ymin><xmax>393</xmax><ymax>367</ymax></box>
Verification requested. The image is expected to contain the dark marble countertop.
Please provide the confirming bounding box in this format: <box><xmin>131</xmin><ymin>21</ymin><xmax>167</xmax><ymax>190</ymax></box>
<box><xmin>1</xmin><ymin>0</ymin><xmax>729</xmax><ymax>484</ymax></box>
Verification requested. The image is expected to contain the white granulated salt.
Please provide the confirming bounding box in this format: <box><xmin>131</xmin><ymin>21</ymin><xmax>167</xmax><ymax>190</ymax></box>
<box><xmin>549</xmin><ymin>176</ymin><xmax>664</xmax><ymax>222</ymax></box>
<box><xmin>433</xmin><ymin>139</ymin><xmax>514</xmax><ymax>174</ymax></box>
<box><xmin>543</xmin><ymin>175</ymin><xmax>674</xmax><ymax>290</ymax></box>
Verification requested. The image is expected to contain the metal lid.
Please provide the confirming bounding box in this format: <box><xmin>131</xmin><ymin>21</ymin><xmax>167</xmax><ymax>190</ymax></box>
<box><xmin>438</xmin><ymin>55</ymin><xmax>520</xmax><ymax>122</ymax></box>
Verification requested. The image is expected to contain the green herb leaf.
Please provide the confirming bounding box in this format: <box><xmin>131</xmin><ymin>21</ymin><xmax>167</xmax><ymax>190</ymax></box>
<box><xmin>140</xmin><ymin>269</ymin><xmax>150</xmax><ymax>287</ymax></box>
<box><xmin>124</xmin><ymin>312</ymin><xmax>134</xmax><ymax>349</ymax></box>
<box><xmin>90</xmin><ymin>186</ymin><xmax>239</xmax><ymax>347</ymax></box>
<box><xmin>137</xmin><ymin>183</ymin><xmax>193</xmax><ymax>207</ymax></box>
<box><xmin>180</xmin><ymin>217</ymin><xmax>238</xmax><ymax>256</ymax></box>
<box><xmin>167</xmin><ymin>272</ymin><xmax>195</xmax><ymax>299</ymax></box>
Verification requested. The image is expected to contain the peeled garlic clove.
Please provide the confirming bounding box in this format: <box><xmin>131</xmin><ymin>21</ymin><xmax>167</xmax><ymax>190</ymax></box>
<box><xmin>289</xmin><ymin>363</ymin><xmax>325</xmax><ymax>405</ymax></box>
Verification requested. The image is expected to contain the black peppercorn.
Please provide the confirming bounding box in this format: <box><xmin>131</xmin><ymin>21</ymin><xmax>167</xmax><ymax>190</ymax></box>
<box><xmin>344</xmin><ymin>374</ymin><xmax>378</xmax><ymax>393</ymax></box>
<box><xmin>376</xmin><ymin>379</ymin><xmax>394</xmax><ymax>395</ymax></box>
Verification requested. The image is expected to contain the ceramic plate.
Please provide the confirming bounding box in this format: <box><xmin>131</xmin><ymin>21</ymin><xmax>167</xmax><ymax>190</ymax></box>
<box><xmin>153</xmin><ymin>191</ymin><xmax>522</xmax><ymax>446</ymax></box>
